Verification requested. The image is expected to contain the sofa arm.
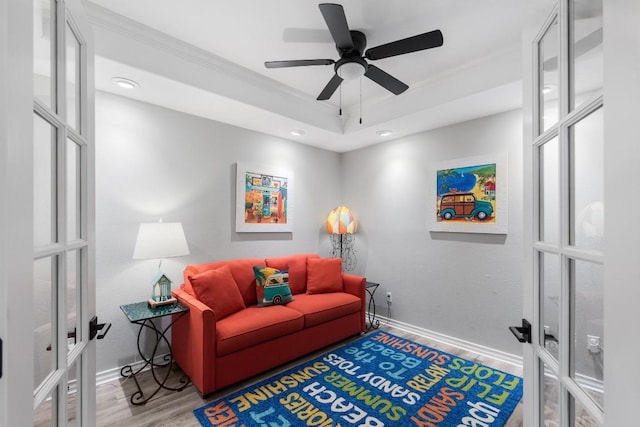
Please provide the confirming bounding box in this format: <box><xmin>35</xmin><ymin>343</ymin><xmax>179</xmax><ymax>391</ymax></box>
<box><xmin>342</xmin><ymin>273</ymin><xmax>366</xmax><ymax>332</ymax></box>
<box><xmin>172</xmin><ymin>288</ymin><xmax>218</xmax><ymax>396</ymax></box>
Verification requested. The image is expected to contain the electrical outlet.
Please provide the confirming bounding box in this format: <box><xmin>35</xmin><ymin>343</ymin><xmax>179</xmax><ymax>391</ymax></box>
<box><xmin>386</xmin><ymin>292</ymin><xmax>392</xmax><ymax>304</ymax></box>
<box><xmin>587</xmin><ymin>335</ymin><xmax>601</xmax><ymax>354</ymax></box>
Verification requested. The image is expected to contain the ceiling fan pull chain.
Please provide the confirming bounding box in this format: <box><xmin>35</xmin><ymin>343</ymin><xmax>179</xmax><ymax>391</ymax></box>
<box><xmin>339</xmin><ymin>79</ymin><xmax>342</xmax><ymax>116</ymax></box>
<box><xmin>359</xmin><ymin>77</ymin><xmax>363</xmax><ymax>124</ymax></box>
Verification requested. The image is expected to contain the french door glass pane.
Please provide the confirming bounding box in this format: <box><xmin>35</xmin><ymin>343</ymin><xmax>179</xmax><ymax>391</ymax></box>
<box><xmin>542</xmin><ymin>364</ymin><xmax>561</xmax><ymax>426</ymax></box>
<box><xmin>541</xmin><ymin>252</ymin><xmax>561</xmax><ymax>361</ymax></box>
<box><xmin>572</xmin><ymin>259</ymin><xmax>604</xmax><ymax>409</ymax></box>
<box><xmin>33</xmin><ymin>0</ymin><xmax>54</xmax><ymax>109</ymax></box>
<box><xmin>34</xmin><ymin>388</ymin><xmax>57</xmax><ymax>427</ymax></box>
<box><xmin>570</xmin><ymin>107</ymin><xmax>604</xmax><ymax>250</ymax></box>
<box><xmin>540</xmin><ymin>136</ymin><xmax>560</xmax><ymax>244</ymax></box>
<box><xmin>67</xmin><ymin>138</ymin><xmax>81</xmax><ymax>241</ymax></box>
<box><xmin>67</xmin><ymin>361</ymin><xmax>80</xmax><ymax>426</ymax></box>
<box><xmin>571</xmin><ymin>0</ymin><xmax>603</xmax><ymax>110</ymax></box>
<box><xmin>34</xmin><ymin>113</ymin><xmax>56</xmax><ymax>247</ymax></box>
<box><xmin>571</xmin><ymin>395</ymin><xmax>600</xmax><ymax>426</ymax></box>
<box><xmin>66</xmin><ymin>23</ymin><xmax>80</xmax><ymax>131</ymax></box>
<box><xmin>540</xmin><ymin>16</ymin><xmax>559</xmax><ymax>133</ymax></box>
<box><xmin>34</xmin><ymin>256</ymin><xmax>56</xmax><ymax>389</ymax></box>
<box><xmin>67</xmin><ymin>250</ymin><xmax>80</xmax><ymax>353</ymax></box>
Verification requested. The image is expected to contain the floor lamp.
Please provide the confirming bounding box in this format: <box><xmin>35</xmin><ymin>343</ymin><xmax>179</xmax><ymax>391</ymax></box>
<box><xmin>326</xmin><ymin>206</ymin><xmax>358</xmax><ymax>271</ymax></box>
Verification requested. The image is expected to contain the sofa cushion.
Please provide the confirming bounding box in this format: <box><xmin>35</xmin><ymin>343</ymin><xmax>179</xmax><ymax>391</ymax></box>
<box><xmin>265</xmin><ymin>253</ymin><xmax>319</xmax><ymax>295</ymax></box>
<box><xmin>184</xmin><ymin>258</ymin><xmax>265</xmax><ymax>306</ymax></box>
<box><xmin>285</xmin><ymin>293</ymin><xmax>362</xmax><ymax>328</ymax></box>
<box><xmin>307</xmin><ymin>257</ymin><xmax>343</xmax><ymax>294</ymax></box>
<box><xmin>216</xmin><ymin>306</ymin><xmax>304</xmax><ymax>356</ymax></box>
<box><xmin>253</xmin><ymin>266</ymin><xmax>293</xmax><ymax>306</ymax></box>
<box><xmin>189</xmin><ymin>265</ymin><xmax>245</xmax><ymax>320</ymax></box>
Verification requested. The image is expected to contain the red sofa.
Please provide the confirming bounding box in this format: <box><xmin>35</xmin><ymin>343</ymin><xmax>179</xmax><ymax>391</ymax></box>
<box><xmin>171</xmin><ymin>253</ymin><xmax>366</xmax><ymax>397</ymax></box>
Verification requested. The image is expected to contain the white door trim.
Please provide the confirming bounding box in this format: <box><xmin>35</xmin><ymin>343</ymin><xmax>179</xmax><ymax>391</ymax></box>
<box><xmin>0</xmin><ymin>0</ymin><xmax>36</xmax><ymax>425</ymax></box>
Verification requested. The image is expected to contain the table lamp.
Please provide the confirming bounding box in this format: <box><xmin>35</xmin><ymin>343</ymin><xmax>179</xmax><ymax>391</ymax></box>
<box><xmin>133</xmin><ymin>220</ymin><xmax>190</xmax><ymax>307</ymax></box>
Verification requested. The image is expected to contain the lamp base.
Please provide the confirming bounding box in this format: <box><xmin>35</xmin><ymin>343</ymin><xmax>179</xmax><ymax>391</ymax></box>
<box><xmin>147</xmin><ymin>297</ymin><xmax>177</xmax><ymax>309</ymax></box>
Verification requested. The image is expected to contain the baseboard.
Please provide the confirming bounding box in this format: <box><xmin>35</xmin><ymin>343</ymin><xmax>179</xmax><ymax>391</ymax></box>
<box><xmin>371</xmin><ymin>313</ymin><xmax>524</xmax><ymax>369</ymax></box>
<box><xmin>95</xmin><ymin>317</ymin><xmax>606</xmax><ymax>397</ymax></box>
<box><xmin>93</xmin><ymin>315</ymin><xmax>606</xmax><ymax>404</ymax></box>
<box><xmin>371</xmin><ymin>314</ymin><xmax>604</xmax><ymax>395</ymax></box>
<box><xmin>96</xmin><ymin>354</ymin><xmax>169</xmax><ymax>387</ymax></box>
<box><xmin>94</xmin><ymin>319</ymin><xmax>525</xmax><ymax>388</ymax></box>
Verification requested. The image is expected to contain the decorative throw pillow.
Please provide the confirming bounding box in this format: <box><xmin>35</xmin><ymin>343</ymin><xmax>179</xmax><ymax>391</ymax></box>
<box><xmin>306</xmin><ymin>257</ymin><xmax>343</xmax><ymax>294</ymax></box>
<box><xmin>189</xmin><ymin>264</ymin><xmax>246</xmax><ymax>319</ymax></box>
<box><xmin>265</xmin><ymin>254</ymin><xmax>318</xmax><ymax>295</ymax></box>
<box><xmin>253</xmin><ymin>266</ymin><xmax>293</xmax><ymax>306</ymax></box>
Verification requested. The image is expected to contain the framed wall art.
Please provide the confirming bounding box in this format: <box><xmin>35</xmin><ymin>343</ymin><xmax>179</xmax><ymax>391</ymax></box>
<box><xmin>235</xmin><ymin>162</ymin><xmax>294</xmax><ymax>233</ymax></box>
<box><xmin>428</xmin><ymin>153</ymin><xmax>508</xmax><ymax>234</ymax></box>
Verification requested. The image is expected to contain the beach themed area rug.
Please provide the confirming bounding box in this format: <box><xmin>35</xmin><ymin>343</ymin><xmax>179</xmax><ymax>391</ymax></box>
<box><xmin>194</xmin><ymin>330</ymin><xmax>523</xmax><ymax>427</ymax></box>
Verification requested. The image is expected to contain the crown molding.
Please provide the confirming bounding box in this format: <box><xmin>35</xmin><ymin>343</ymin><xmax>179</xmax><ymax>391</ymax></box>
<box><xmin>83</xmin><ymin>1</ymin><xmax>339</xmax><ymax>120</ymax></box>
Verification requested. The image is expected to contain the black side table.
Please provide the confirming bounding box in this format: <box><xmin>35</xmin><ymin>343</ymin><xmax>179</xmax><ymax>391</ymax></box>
<box><xmin>119</xmin><ymin>301</ymin><xmax>190</xmax><ymax>405</ymax></box>
<box><xmin>365</xmin><ymin>281</ymin><xmax>381</xmax><ymax>331</ymax></box>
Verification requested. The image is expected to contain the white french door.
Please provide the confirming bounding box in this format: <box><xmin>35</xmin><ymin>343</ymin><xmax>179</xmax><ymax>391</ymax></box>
<box><xmin>1</xmin><ymin>0</ymin><xmax>95</xmax><ymax>425</ymax></box>
<box><xmin>523</xmin><ymin>0</ymin><xmax>607</xmax><ymax>425</ymax></box>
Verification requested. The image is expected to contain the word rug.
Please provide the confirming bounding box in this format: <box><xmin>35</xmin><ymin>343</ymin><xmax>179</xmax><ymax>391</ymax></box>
<box><xmin>194</xmin><ymin>330</ymin><xmax>523</xmax><ymax>426</ymax></box>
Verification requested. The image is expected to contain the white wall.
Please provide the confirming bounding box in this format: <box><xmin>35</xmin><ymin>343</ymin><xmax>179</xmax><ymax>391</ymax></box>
<box><xmin>95</xmin><ymin>91</ymin><xmax>341</xmax><ymax>373</ymax></box>
<box><xmin>341</xmin><ymin>109</ymin><xmax>524</xmax><ymax>355</ymax></box>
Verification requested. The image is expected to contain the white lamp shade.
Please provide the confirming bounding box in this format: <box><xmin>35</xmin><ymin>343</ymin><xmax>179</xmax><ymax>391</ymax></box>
<box><xmin>132</xmin><ymin>222</ymin><xmax>190</xmax><ymax>259</ymax></box>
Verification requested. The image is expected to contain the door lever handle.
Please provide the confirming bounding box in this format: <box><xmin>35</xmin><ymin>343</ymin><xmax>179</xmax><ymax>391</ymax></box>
<box><xmin>509</xmin><ymin>318</ymin><xmax>532</xmax><ymax>343</ymax></box>
<box><xmin>90</xmin><ymin>316</ymin><xmax>111</xmax><ymax>340</ymax></box>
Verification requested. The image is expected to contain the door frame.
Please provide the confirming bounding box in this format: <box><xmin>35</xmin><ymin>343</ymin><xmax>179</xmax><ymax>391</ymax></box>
<box><xmin>601</xmin><ymin>0</ymin><xmax>640</xmax><ymax>424</ymax></box>
<box><xmin>0</xmin><ymin>0</ymin><xmax>36</xmax><ymax>425</ymax></box>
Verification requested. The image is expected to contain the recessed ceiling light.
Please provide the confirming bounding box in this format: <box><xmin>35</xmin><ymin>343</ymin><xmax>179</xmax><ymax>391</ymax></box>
<box><xmin>376</xmin><ymin>130</ymin><xmax>393</xmax><ymax>137</ymax></box>
<box><xmin>112</xmin><ymin>77</ymin><xmax>140</xmax><ymax>89</ymax></box>
<box><xmin>290</xmin><ymin>130</ymin><xmax>305</xmax><ymax>136</ymax></box>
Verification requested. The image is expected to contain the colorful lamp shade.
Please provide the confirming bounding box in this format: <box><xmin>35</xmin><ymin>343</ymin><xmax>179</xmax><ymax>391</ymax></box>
<box><xmin>326</xmin><ymin>206</ymin><xmax>358</xmax><ymax>235</ymax></box>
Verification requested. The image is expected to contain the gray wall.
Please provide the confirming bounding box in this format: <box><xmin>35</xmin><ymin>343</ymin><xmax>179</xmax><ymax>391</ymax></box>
<box><xmin>94</xmin><ymin>90</ymin><xmax>526</xmax><ymax>374</ymax></box>
<box><xmin>95</xmin><ymin>92</ymin><xmax>341</xmax><ymax>373</ymax></box>
<box><xmin>341</xmin><ymin>109</ymin><xmax>524</xmax><ymax>355</ymax></box>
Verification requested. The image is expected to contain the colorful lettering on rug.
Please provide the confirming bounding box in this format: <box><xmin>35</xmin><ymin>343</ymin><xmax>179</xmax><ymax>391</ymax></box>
<box><xmin>194</xmin><ymin>331</ymin><xmax>523</xmax><ymax>427</ymax></box>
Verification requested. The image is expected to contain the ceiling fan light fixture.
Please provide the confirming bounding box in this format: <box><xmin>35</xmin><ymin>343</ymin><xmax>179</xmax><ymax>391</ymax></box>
<box><xmin>338</xmin><ymin>62</ymin><xmax>366</xmax><ymax>80</ymax></box>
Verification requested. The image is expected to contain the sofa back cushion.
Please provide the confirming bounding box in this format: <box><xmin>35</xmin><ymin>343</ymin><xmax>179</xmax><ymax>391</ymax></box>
<box><xmin>306</xmin><ymin>257</ymin><xmax>344</xmax><ymax>294</ymax></box>
<box><xmin>189</xmin><ymin>265</ymin><xmax>246</xmax><ymax>319</ymax></box>
<box><xmin>183</xmin><ymin>258</ymin><xmax>265</xmax><ymax>306</ymax></box>
<box><xmin>265</xmin><ymin>253</ymin><xmax>319</xmax><ymax>295</ymax></box>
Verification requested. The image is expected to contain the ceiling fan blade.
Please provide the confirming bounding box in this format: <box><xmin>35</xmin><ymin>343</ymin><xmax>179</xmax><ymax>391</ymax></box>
<box><xmin>364</xmin><ymin>65</ymin><xmax>408</xmax><ymax>95</ymax></box>
<box><xmin>365</xmin><ymin>30</ymin><xmax>444</xmax><ymax>60</ymax></box>
<box><xmin>319</xmin><ymin>3</ymin><xmax>353</xmax><ymax>50</ymax></box>
<box><xmin>317</xmin><ymin>73</ymin><xmax>344</xmax><ymax>100</ymax></box>
<box><xmin>265</xmin><ymin>59</ymin><xmax>335</xmax><ymax>69</ymax></box>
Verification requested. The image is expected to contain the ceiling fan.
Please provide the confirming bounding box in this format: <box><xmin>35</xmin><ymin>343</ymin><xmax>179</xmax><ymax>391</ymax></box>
<box><xmin>264</xmin><ymin>3</ymin><xmax>444</xmax><ymax>101</ymax></box>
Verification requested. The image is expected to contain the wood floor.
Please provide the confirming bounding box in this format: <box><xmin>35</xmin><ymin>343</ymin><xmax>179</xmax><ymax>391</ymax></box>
<box><xmin>96</xmin><ymin>325</ymin><xmax>524</xmax><ymax>427</ymax></box>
